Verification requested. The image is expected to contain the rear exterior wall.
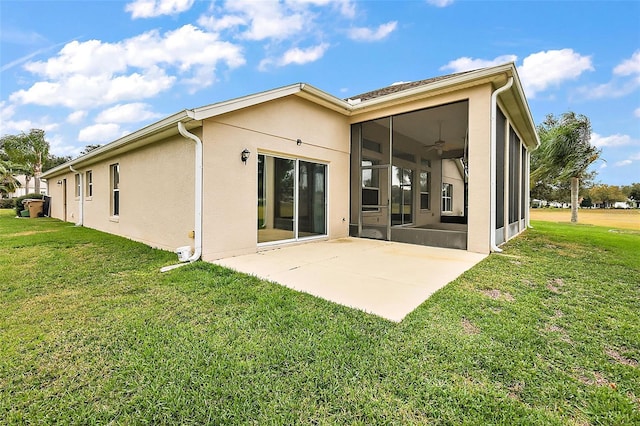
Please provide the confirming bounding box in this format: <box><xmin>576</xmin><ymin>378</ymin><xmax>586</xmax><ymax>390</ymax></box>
<box><xmin>46</xmin><ymin>135</ymin><xmax>196</xmax><ymax>252</ymax></box>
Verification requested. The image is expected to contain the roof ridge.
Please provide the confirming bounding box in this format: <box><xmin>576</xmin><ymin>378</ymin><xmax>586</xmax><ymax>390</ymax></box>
<box><xmin>345</xmin><ymin>69</ymin><xmax>478</xmax><ymax>102</ymax></box>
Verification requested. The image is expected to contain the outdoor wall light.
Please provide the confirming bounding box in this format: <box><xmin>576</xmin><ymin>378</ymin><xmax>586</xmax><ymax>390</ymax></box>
<box><xmin>241</xmin><ymin>148</ymin><xmax>251</xmax><ymax>164</ymax></box>
<box><xmin>56</xmin><ymin>180</ymin><xmax>63</xmax><ymax>185</ymax></box>
<box><xmin>296</xmin><ymin>138</ymin><xmax>302</xmax><ymax>146</ymax></box>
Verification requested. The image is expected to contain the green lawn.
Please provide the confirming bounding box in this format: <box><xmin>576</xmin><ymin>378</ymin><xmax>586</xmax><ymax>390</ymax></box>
<box><xmin>1</xmin><ymin>209</ymin><xmax>639</xmax><ymax>425</ymax></box>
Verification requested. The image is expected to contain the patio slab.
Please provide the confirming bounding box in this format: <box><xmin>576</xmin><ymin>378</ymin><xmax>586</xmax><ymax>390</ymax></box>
<box><xmin>213</xmin><ymin>238</ymin><xmax>487</xmax><ymax>322</ymax></box>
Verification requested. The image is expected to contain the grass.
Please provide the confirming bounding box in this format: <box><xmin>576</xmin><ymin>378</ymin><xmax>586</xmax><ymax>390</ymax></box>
<box><xmin>1</xmin><ymin>209</ymin><xmax>639</xmax><ymax>424</ymax></box>
<box><xmin>530</xmin><ymin>208</ymin><xmax>640</xmax><ymax>230</ymax></box>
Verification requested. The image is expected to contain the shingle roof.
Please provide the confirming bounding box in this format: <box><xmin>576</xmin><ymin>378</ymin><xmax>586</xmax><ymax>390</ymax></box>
<box><xmin>346</xmin><ymin>69</ymin><xmax>477</xmax><ymax>102</ymax></box>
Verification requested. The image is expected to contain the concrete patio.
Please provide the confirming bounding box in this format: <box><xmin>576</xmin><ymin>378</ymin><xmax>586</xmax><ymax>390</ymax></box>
<box><xmin>213</xmin><ymin>238</ymin><xmax>487</xmax><ymax>322</ymax></box>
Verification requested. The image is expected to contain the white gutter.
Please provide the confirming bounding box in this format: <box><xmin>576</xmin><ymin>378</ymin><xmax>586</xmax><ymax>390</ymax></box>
<box><xmin>489</xmin><ymin>76</ymin><xmax>513</xmax><ymax>253</ymax></box>
<box><xmin>69</xmin><ymin>165</ymin><xmax>83</xmax><ymax>226</ymax></box>
<box><xmin>160</xmin><ymin>122</ymin><xmax>203</xmax><ymax>272</ymax></box>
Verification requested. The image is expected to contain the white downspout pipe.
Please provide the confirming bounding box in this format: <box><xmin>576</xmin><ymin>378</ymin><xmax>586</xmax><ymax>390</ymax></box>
<box><xmin>69</xmin><ymin>165</ymin><xmax>83</xmax><ymax>226</ymax></box>
<box><xmin>161</xmin><ymin>121</ymin><xmax>202</xmax><ymax>272</ymax></box>
<box><xmin>489</xmin><ymin>77</ymin><xmax>513</xmax><ymax>253</ymax></box>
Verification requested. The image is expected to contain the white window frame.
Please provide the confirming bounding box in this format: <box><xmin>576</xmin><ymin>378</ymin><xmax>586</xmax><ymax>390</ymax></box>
<box><xmin>420</xmin><ymin>170</ymin><xmax>431</xmax><ymax>211</ymax></box>
<box><xmin>85</xmin><ymin>170</ymin><xmax>93</xmax><ymax>198</ymax></box>
<box><xmin>74</xmin><ymin>174</ymin><xmax>80</xmax><ymax>198</ymax></box>
<box><xmin>442</xmin><ymin>182</ymin><xmax>453</xmax><ymax>213</ymax></box>
<box><xmin>110</xmin><ymin>163</ymin><xmax>119</xmax><ymax>217</ymax></box>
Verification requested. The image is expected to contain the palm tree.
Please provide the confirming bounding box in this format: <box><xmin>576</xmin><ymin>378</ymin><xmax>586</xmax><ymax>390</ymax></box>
<box><xmin>0</xmin><ymin>129</ymin><xmax>50</xmax><ymax>194</ymax></box>
<box><xmin>532</xmin><ymin>112</ymin><xmax>601</xmax><ymax>223</ymax></box>
<box><xmin>0</xmin><ymin>160</ymin><xmax>22</xmax><ymax>196</ymax></box>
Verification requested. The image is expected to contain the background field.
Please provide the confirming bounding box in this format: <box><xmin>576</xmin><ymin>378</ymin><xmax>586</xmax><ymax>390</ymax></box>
<box><xmin>530</xmin><ymin>208</ymin><xmax>640</xmax><ymax>230</ymax></box>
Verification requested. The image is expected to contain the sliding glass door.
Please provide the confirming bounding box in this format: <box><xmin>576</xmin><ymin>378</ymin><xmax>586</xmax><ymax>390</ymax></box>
<box><xmin>258</xmin><ymin>154</ymin><xmax>326</xmax><ymax>244</ymax></box>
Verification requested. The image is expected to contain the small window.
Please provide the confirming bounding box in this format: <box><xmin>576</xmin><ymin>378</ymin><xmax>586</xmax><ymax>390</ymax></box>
<box><xmin>110</xmin><ymin>163</ymin><xmax>119</xmax><ymax>216</ymax></box>
<box><xmin>85</xmin><ymin>170</ymin><xmax>93</xmax><ymax>197</ymax></box>
<box><xmin>362</xmin><ymin>159</ymin><xmax>380</xmax><ymax>211</ymax></box>
<box><xmin>442</xmin><ymin>183</ymin><xmax>453</xmax><ymax>212</ymax></box>
<box><xmin>420</xmin><ymin>171</ymin><xmax>431</xmax><ymax>210</ymax></box>
<box><xmin>74</xmin><ymin>174</ymin><xmax>80</xmax><ymax>197</ymax></box>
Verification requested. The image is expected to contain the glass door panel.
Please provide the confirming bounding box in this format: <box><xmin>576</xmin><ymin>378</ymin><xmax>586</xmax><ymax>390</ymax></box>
<box><xmin>298</xmin><ymin>161</ymin><xmax>326</xmax><ymax>238</ymax></box>
<box><xmin>391</xmin><ymin>166</ymin><xmax>413</xmax><ymax>226</ymax></box>
<box><xmin>258</xmin><ymin>155</ymin><xmax>295</xmax><ymax>243</ymax></box>
<box><xmin>360</xmin><ymin>164</ymin><xmax>390</xmax><ymax>240</ymax></box>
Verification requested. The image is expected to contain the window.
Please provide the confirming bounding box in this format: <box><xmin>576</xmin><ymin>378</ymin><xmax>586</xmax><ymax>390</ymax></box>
<box><xmin>442</xmin><ymin>183</ymin><xmax>453</xmax><ymax>212</ymax></box>
<box><xmin>85</xmin><ymin>170</ymin><xmax>93</xmax><ymax>197</ymax></box>
<box><xmin>420</xmin><ymin>171</ymin><xmax>431</xmax><ymax>210</ymax></box>
<box><xmin>110</xmin><ymin>163</ymin><xmax>119</xmax><ymax>216</ymax></box>
<box><xmin>362</xmin><ymin>159</ymin><xmax>380</xmax><ymax>211</ymax></box>
<box><xmin>74</xmin><ymin>174</ymin><xmax>80</xmax><ymax>197</ymax></box>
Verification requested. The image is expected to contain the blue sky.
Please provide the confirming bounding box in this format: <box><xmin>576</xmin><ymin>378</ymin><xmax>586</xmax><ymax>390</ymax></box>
<box><xmin>1</xmin><ymin>0</ymin><xmax>639</xmax><ymax>185</ymax></box>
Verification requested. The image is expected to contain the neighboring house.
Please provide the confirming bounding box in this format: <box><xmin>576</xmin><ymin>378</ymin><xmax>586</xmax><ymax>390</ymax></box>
<box><xmin>7</xmin><ymin>175</ymin><xmax>48</xmax><ymax>198</ymax></box>
<box><xmin>613</xmin><ymin>201</ymin><xmax>630</xmax><ymax>209</ymax></box>
<box><xmin>41</xmin><ymin>63</ymin><xmax>538</xmax><ymax>261</ymax></box>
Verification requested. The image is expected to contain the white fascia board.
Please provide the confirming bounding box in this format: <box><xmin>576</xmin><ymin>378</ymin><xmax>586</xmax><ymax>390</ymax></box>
<box><xmin>509</xmin><ymin>67</ymin><xmax>540</xmax><ymax>149</ymax></box>
<box><xmin>191</xmin><ymin>83</ymin><xmax>352</xmax><ymax>120</ymax></box>
<box><xmin>297</xmin><ymin>84</ymin><xmax>352</xmax><ymax>114</ymax></box>
<box><xmin>41</xmin><ymin>110</ymin><xmax>194</xmax><ymax>178</ymax></box>
<box><xmin>191</xmin><ymin>84</ymin><xmax>304</xmax><ymax>120</ymax></box>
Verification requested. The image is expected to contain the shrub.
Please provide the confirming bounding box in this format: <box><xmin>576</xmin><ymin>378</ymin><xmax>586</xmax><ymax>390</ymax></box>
<box><xmin>15</xmin><ymin>193</ymin><xmax>44</xmax><ymax>217</ymax></box>
<box><xmin>0</xmin><ymin>198</ymin><xmax>16</xmax><ymax>209</ymax></box>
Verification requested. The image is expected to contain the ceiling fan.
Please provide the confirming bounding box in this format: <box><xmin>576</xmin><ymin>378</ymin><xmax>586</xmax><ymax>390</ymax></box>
<box><xmin>424</xmin><ymin>121</ymin><xmax>449</xmax><ymax>156</ymax></box>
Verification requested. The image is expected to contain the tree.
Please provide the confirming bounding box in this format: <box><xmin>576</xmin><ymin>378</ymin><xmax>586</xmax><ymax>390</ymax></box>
<box><xmin>0</xmin><ymin>129</ymin><xmax>50</xmax><ymax>194</ymax></box>
<box><xmin>531</xmin><ymin>112</ymin><xmax>601</xmax><ymax>223</ymax></box>
<box><xmin>0</xmin><ymin>160</ymin><xmax>22</xmax><ymax>196</ymax></box>
<box><xmin>44</xmin><ymin>154</ymin><xmax>72</xmax><ymax>172</ymax></box>
<box><xmin>80</xmin><ymin>144</ymin><xmax>102</xmax><ymax>156</ymax></box>
<box><xmin>622</xmin><ymin>182</ymin><xmax>640</xmax><ymax>203</ymax></box>
<box><xmin>590</xmin><ymin>184</ymin><xmax>627</xmax><ymax>208</ymax></box>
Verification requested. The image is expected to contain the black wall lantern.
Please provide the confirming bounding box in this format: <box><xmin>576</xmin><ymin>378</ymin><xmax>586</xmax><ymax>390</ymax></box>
<box><xmin>241</xmin><ymin>148</ymin><xmax>250</xmax><ymax>164</ymax></box>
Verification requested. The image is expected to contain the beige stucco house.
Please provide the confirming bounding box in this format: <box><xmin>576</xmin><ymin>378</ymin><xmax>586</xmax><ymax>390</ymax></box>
<box><xmin>41</xmin><ymin>63</ymin><xmax>538</xmax><ymax>264</ymax></box>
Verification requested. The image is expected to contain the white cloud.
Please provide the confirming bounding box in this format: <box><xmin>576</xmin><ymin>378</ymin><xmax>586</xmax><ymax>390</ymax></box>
<box><xmin>440</xmin><ymin>55</ymin><xmax>517</xmax><ymax>73</ymax></box>
<box><xmin>348</xmin><ymin>21</ymin><xmax>397</xmax><ymax>42</ymax></box>
<box><xmin>590</xmin><ymin>132</ymin><xmax>636</xmax><ymax>148</ymax></box>
<box><xmin>67</xmin><ymin>111</ymin><xmax>87</xmax><ymax>124</ymax></box>
<box><xmin>518</xmin><ymin>49</ymin><xmax>593</xmax><ymax>98</ymax></box>
<box><xmin>613</xmin><ymin>50</ymin><xmax>640</xmax><ymax>76</ymax></box>
<box><xmin>442</xmin><ymin>50</ymin><xmax>594</xmax><ymax>99</ymax></box>
<box><xmin>631</xmin><ymin>152</ymin><xmax>640</xmax><ymax>161</ymax></box>
<box><xmin>577</xmin><ymin>51</ymin><xmax>640</xmax><ymax>100</ymax></box>
<box><xmin>78</xmin><ymin>123</ymin><xmax>125</xmax><ymax>143</ymax></box>
<box><xmin>125</xmin><ymin>0</ymin><xmax>194</xmax><ymax>19</ymax></box>
<box><xmin>9</xmin><ymin>25</ymin><xmax>245</xmax><ymax>108</ymax></box>
<box><xmin>426</xmin><ymin>0</ymin><xmax>455</xmax><ymax>7</ymax></box>
<box><xmin>282</xmin><ymin>43</ymin><xmax>329</xmax><ymax>65</ymax></box>
<box><xmin>47</xmin><ymin>134</ymin><xmax>82</xmax><ymax>158</ymax></box>
<box><xmin>198</xmin><ymin>14</ymin><xmax>247</xmax><ymax>32</ymax></box>
<box><xmin>95</xmin><ymin>103</ymin><xmax>162</xmax><ymax>124</ymax></box>
<box><xmin>222</xmin><ymin>0</ymin><xmax>309</xmax><ymax>41</ymax></box>
<box><xmin>599</xmin><ymin>163</ymin><xmax>607</xmax><ymax>169</ymax></box>
<box><xmin>614</xmin><ymin>159</ymin><xmax>632</xmax><ymax>167</ymax></box>
<box><xmin>578</xmin><ymin>79</ymin><xmax>639</xmax><ymax>100</ymax></box>
<box><xmin>0</xmin><ymin>102</ymin><xmax>59</xmax><ymax>135</ymax></box>
<box><xmin>260</xmin><ymin>43</ymin><xmax>330</xmax><ymax>70</ymax></box>
<box><xmin>635</xmin><ymin>107</ymin><xmax>640</xmax><ymax>118</ymax></box>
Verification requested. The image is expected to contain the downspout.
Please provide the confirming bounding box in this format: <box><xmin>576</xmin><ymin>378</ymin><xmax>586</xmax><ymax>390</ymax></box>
<box><xmin>69</xmin><ymin>166</ymin><xmax>83</xmax><ymax>226</ymax></box>
<box><xmin>489</xmin><ymin>76</ymin><xmax>513</xmax><ymax>253</ymax></box>
<box><xmin>160</xmin><ymin>121</ymin><xmax>202</xmax><ymax>272</ymax></box>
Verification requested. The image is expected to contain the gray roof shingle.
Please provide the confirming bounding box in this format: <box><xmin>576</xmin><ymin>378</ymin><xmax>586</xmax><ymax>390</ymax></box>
<box><xmin>346</xmin><ymin>69</ymin><xmax>477</xmax><ymax>102</ymax></box>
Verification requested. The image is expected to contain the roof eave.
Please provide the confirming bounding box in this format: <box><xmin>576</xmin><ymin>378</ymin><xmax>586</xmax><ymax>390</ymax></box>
<box><xmin>41</xmin><ymin>109</ymin><xmax>196</xmax><ymax>178</ymax></box>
